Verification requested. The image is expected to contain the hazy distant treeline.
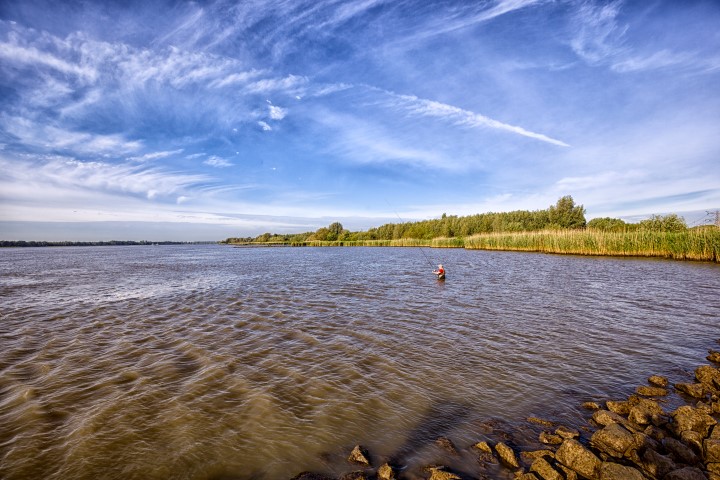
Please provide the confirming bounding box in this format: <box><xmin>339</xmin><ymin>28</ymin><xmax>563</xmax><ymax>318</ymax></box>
<box><xmin>0</xmin><ymin>240</ymin><xmax>208</xmax><ymax>247</ymax></box>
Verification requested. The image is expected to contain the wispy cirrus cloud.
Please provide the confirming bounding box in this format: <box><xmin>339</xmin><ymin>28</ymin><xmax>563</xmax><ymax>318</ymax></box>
<box><xmin>203</xmin><ymin>156</ymin><xmax>233</xmax><ymax>168</ymax></box>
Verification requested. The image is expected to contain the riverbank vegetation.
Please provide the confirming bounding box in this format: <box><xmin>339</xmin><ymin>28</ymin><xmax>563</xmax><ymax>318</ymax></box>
<box><xmin>224</xmin><ymin>196</ymin><xmax>720</xmax><ymax>262</ymax></box>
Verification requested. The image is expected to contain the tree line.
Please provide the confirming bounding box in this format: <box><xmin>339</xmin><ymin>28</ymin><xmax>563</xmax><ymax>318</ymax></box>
<box><xmin>224</xmin><ymin>196</ymin><xmax>704</xmax><ymax>245</ymax></box>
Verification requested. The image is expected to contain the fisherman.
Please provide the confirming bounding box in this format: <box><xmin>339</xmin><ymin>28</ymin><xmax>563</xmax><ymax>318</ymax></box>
<box><xmin>433</xmin><ymin>264</ymin><xmax>445</xmax><ymax>279</ymax></box>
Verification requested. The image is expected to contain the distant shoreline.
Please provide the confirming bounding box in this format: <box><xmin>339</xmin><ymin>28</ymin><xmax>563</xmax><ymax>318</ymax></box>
<box><xmin>0</xmin><ymin>240</ymin><xmax>217</xmax><ymax>247</ymax></box>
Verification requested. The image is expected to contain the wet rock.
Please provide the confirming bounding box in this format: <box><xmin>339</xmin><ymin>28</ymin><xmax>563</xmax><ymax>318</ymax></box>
<box><xmin>291</xmin><ymin>473</ymin><xmax>335</xmax><ymax>480</ymax></box>
<box><xmin>558</xmin><ymin>464</ymin><xmax>578</xmax><ymax>480</ymax></box>
<box><xmin>376</xmin><ymin>463</ymin><xmax>395</xmax><ymax>480</ymax></box>
<box><xmin>555</xmin><ymin>439</ymin><xmax>602</xmax><ymax>480</ymax></box>
<box><xmin>706</xmin><ymin>438</ymin><xmax>720</xmax><ymax>463</ymax></box>
<box><xmin>606</xmin><ymin>400</ymin><xmax>631</xmax><ymax>415</ymax></box>
<box><xmin>591</xmin><ymin>423</ymin><xmax>636</xmax><ymax>458</ymax></box>
<box><xmin>424</xmin><ymin>466</ymin><xmax>461</xmax><ymax>480</ymax></box>
<box><xmin>556</xmin><ymin>426</ymin><xmax>580</xmax><ymax>439</ymax></box>
<box><xmin>708</xmin><ymin>351</ymin><xmax>720</xmax><ymax>364</ymax></box>
<box><xmin>527</xmin><ymin>417</ymin><xmax>555</xmax><ymax>427</ymax></box>
<box><xmin>664</xmin><ymin>467</ymin><xmax>709</xmax><ymax>480</ymax></box>
<box><xmin>516</xmin><ymin>474</ymin><xmax>541</xmax><ymax>480</ymax></box>
<box><xmin>639</xmin><ymin>447</ymin><xmax>676</xmax><ymax>479</ymax></box>
<box><xmin>530</xmin><ymin>457</ymin><xmax>564</xmax><ymax>480</ymax></box>
<box><xmin>696</xmin><ymin>365</ymin><xmax>720</xmax><ymax>390</ymax></box>
<box><xmin>644</xmin><ymin>425</ymin><xmax>670</xmax><ymax>441</ymax></box>
<box><xmin>521</xmin><ymin>450</ymin><xmax>555</xmax><ymax>464</ymax></box>
<box><xmin>348</xmin><ymin>445</ymin><xmax>370</xmax><ymax>466</ymax></box>
<box><xmin>671</xmin><ymin>405</ymin><xmax>717</xmax><ymax>437</ymax></box>
<box><xmin>592</xmin><ymin>410</ymin><xmax>631</xmax><ymax>428</ymax></box>
<box><xmin>539</xmin><ymin>432</ymin><xmax>563</xmax><ymax>445</ymax></box>
<box><xmin>675</xmin><ymin>382</ymin><xmax>707</xmax><ymax>399</ymax></box>
<box><xmin>663</xmin><ymin>437</ymin><xmax>700</xmax><ymax>465</ymax></box>
<box><xmin>649</xmin><ymin>375</ymin><xmax>669</xmax><ymax>387</ymax></box>
<box><xmin>473</xmin><ymin>441</ymin><xmax>493</xmax><ymax>454</ymax></box>
<box><xmin>681</xmin><ymin>430</ymin><xmax>705</xmax><ymax>454</ymax></box>
<box><xmin>628</xmin><ymin>398</ymin><xmax>664</xmax><ymax>426</ymax></box>
<box><xmin>598</xmin><ymin>461</ymin><xmax>645</xmax><ymax>480</ymax></box>
<box><xmin>495</xmin><ymin>442</ymin><xmax>520</xmax><ymax>469</ymax></box>
<box><xmin>435</xmin><ymin>436</ymin><xmax>458</xmax><ymax>456</ymax></box>
<box><xmin>636</xmin><ymin>386</ymin><xmax>669</xmax><ymax>397</ymax></box>
<box><xmin>340</xmin><ymin>472</ymin><xmax>367</xmax><ymax>480</ymax></box>
<box><xmin>583</xmin><ymin>402</ymin><xmax>602</xmax><ymax>410</ymax></box>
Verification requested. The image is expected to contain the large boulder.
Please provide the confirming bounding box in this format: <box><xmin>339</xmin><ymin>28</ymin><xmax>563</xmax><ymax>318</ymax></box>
<box><xmin>639</xmin><ymin>447</ymin><xmax>676</xmax><ymax>479</ymax></box>
<box><xmin>663</xmin><ymin>437</ymin><xmax>701</xmax><ymax>465</ymax></box>
<box><xmin>606</xmin><ymin>401</ymin><xmax>631</xmax><ymax>415</ymax></box>
<box><xmin>671</xmin><ymin>405</ymin><xmax>717</xmax><ymax>437</ymax></box>
<box><xmin>530</xmin><ymin>457</ymin><xmax>564</xmax><ymax>480</ymax></box>
<box><xmin>696</xmin><ymin>365</ymin><xmax>720</xmax><ymax>391</ymax></box>
<box><xmin>598</xmin><ymin>462</ymin><xmax>645</xmax><ymax>480</ymax></box>
<box><xmin>591</xmin><ymin>423</ymin><xmax>637</xmax><ymax>458</ymax></box>
<box><xmin>675</xmin><ymin>382</ymin><xmax>707</xmax><ymax>399</ymax></box>
<box><xmin>592</xmin><ymin>410</ymin><xmax>634</xmax><ymax>429</ymax></box>
<box><xmin>664</xmin><ymin>467</ymin><xmax>709</xmax><ymax>480</ymax></box>
<box><xmin>706</xmin><ymin>438</ymin><xmax>720</xmax><ymax>463</ymax></box>
<box><xmin>627</xmin><ymin>398</ymin><xmax>664</xmax><ymax>426</ymax></box>
<box><xmin>555</xmin><ymin>439</ymin><xmax>602</xmax><ymax>480</ymax></box>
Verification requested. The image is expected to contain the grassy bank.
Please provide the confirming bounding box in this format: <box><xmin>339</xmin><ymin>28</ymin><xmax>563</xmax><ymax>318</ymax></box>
<box><xmin>232</xmin><ymin>228</ymin><xmax>720</xmax><ymax>263</ymax></box>
<box><xmin>463</xmin><ymin>228</ymin><xmax>720</xmax><ymax>262</ymax></box>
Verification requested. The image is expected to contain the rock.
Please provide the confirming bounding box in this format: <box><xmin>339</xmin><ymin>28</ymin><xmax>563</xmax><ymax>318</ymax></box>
<box><xmin>555</xmin><ymin>439</ymin><xmax>602</xmax><ymax>480</ymax></box>
<box><xmin>706</xmin><ymin>438</ymin><xmax>720</xmax><ymax>463</ymax></box>
<box><xmin>583</xmin><ymin>402</ymin><xmax>601</xmax><ymax>411</ymax></box>
<box><xmin>340</xmin><ymin>472</ymin><xmax>367</xmax><ymax>480</ymax></box>
<box><xmin>639</xmin><ymin>448</ymin><xmax>676</xmax><ymax>479</ymax></box>
<box><xmin>709</xmin><ymin>463</ymin><xmax>720</xmax><ymax>475</ymax></box>
<box><xmin>675</xmin><ymin>382</ymin><xmax>707</xmax><ymax>399</ymax></box>
<box><xmin>712</xmin><ymin>425</ymin><xmax>720</xmax><ymax>439</ymax></box>
<box><xmin>516</xmin><ymin>474</ymin><xmax>540</xmax><ymax>480</ymax></box>
<box><xmin>495</xmin><ymin>442</ymin><xmax>520</xmax><ymax>469</ymax></box>
<box><xmin>528</xmin><ymin>417</ymin><xmax>555</xmax><ymax>427</ymax></box>
<box><xmin>649</xmin><ymin>375</ymin><xmax>669</xmax><ymax>387</ymax></box>
<box><xmin>681</xmin><ymin>430</ymin><xmax>705</xmax><ymax>454</ymax></box>
<box><xmin>291</xmin><ymin>473</ymin><xmax>335</xmax><ymax>480</ymax></box>
<box><xmin>558</xmin><ymin>464</ymin><xmax>578</xmax><ymax>480</ymax></box>
<box><xmin>530</xmin><ymin>457</ymin><xmax>564</xmax><ymax>480</ymax></box>
<box><xmin>591</xmin><ymin>423</ymin><xmax>636</xmax><ymax>458</ymax></box>
<box><xmin>539</xmin><ymin>431</ymin><xmax>563</xmax><ymax>445</ymax></box>
<box><xmin>556</xmin><ymin>426</ymin><xmax>580</xmax><ymax>439</ymax></box>
<box><xmin>435</xmin><ymin>436</ymin><xmax>458</xmax><ymax>455</ymax></box>
<box><xmin>708</xmin><ymin>350</ymin><xmax>720</xmax><ymax>364</ymax></box>
<box><xmin>671</xmin><ymin>405</ymin><xmax>717</xmax><ymax>437</ymax></box>
<box><xmin>592</xmin><ymin>410</ymin><xmax>631</xmax><ymax>428</ymax></box>
<box><xmin>644</xmin><ymin>425</ymin><xmax>670</xmax><ymax>441</ymax></box>
<box><xmin>598</xmin><ymin>462</ymin><xmax>645</xmax><ymax>480</ymax></box>
<box><xmin>628</xmin><ymin>398</ymin><xmax>664</xmax><ymax>425</ymax></box>
<box><xmin>377</xmin><ymin>463</ymin><xmax>395</xmax><ymax>480</ymax></box>
<box><xmin>663</xmin><ymin>437</ymin><xmax>700</xmax><ymax>465</ymax></box>
<box><xmin>425</xmin><ymin>466</ymin><xmax>461</xmax><ymax>480</ymax></box>
<box><xmin>473</xmin><ymin>441</ymin><xmax>493</xmax><ymax>454</ymax></box>
<box><xmin>664</xmin><ymin>467</ymin><xmax>709</xmax><ymax>480</ymax></box>
<box><xmin>348</xmin><ymin>445</ymin><xmax>370</xmax><ymax>466</ymax></box>
<box><xmin>606</xmin><ymin>400</ymin><xmax>631</xmax><ymax>415</ymax></box>
<box><xmin>521</xmin><ymin>450</ymin><xmax>555</xmax><ymax>463</ymax></box>
<box><xmin>696</xmin><ymin>365</ymin><xmax>720</xmax><ymax>390</ymax></box>
<box><xmin>636</xmin><ymin>386</ymin><xmax>669</xmax><ymax>397</ymax></box>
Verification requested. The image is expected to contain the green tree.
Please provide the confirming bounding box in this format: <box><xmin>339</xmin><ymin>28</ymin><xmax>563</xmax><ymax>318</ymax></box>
<box><xmin>548</xmin><ymin>196</ymin><xmax>586</xmax><ymax>229</ymax></box>
<box><xmin>638</xmin><ymin>214</ymin><xmax>687</xmax><ymax>232</ymax></box>
<box><xmin>587</xmin><ymin>217</ymin><xmax>627</xmax><ymax>232</ymax></box>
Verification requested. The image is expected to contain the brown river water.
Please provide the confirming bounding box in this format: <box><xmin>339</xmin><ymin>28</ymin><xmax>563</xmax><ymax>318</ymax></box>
<box><xmin>1</xmin><ymin>245</ymin><xmax>718</xmax><ymax>479</ymax></box>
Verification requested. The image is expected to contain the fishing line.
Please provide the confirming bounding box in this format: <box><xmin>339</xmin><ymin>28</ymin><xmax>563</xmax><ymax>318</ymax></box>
<box><xmin>385</xmin><ymin>201</ymin><xmax>439</xmax><ymax>270</ymax></box>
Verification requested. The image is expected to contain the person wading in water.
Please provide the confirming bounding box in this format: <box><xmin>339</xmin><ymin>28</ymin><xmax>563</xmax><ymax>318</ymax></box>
<box><xmin>433</xmin><ymin>264</ymin><xmax>445</xmax><ymax>280</ymax></box>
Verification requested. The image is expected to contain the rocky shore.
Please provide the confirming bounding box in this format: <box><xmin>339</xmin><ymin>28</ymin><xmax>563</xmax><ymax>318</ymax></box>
<box><xmin>292</xmin><ymin>345</ymin><xmax>720</xmax><ymax>480</ymax></box>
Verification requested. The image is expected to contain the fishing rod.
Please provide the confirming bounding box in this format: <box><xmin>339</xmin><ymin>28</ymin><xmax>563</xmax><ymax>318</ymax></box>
<box><xmin>386</xmin><ymin>203</ymin><xmax>438</xmax><ymax>270</ymax></box>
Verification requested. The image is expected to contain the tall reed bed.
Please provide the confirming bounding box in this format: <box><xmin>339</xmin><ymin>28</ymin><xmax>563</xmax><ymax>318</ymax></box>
<box><xmin>464</xmin><ymin>229</ymin><xmax>719</xmax><ymax>262</ymax></box>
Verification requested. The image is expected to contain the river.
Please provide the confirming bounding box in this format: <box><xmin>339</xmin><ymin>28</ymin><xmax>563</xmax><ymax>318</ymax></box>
<box><xmin>1</xmin><ymin>245</ymin><xmax>718</xmax><ymax>479</ymax></box>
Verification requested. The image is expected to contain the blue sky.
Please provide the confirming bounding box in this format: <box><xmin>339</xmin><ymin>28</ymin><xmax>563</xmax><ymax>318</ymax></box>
<box><xmin>1</xmin><ymin>0</ymin><xmax>719</xmax><ymax>241</ymax></box>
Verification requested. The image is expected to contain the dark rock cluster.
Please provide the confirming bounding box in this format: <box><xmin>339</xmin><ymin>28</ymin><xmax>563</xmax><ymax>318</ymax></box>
<box><xmin>291</xmin><ymin>347</ymin><xmax>720</xmax><ymax>480</ymax></box>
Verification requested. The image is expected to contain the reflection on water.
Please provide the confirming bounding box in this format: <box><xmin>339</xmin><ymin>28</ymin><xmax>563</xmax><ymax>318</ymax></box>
<box><xmin>1</xmin><ymin>245</ymin><xmax>718</xmax><ymax>479</ymax></box>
